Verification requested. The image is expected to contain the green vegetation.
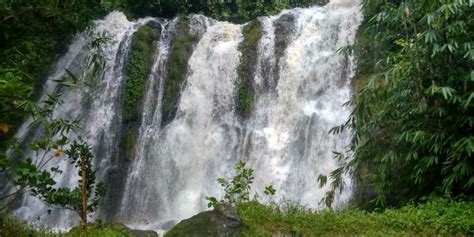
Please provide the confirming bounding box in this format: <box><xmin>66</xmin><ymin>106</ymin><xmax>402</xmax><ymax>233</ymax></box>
<box><xmin>0</xmin><ymin>1</ymin><xmax>120</xmax><ymax>163</ymax></box>
<box><xmin>7</xmin><ymin>198</ymin><xmax>474</xmax><ymax>236</ymax></box>
<box><xmin>1</xmin><ymin>0</ymin><xmax>473</xmax><ymax>235</ymax></box>
<box><xmin>238</xmin><ymin>198</ymin><xmax>474</xmax><ymax>236</ymax></box>
<box><xmin>206</xmin><ymin>161</ymin><xmax>257</xmax><ymax>208</ymax></box>
<box><xmin>0</xmin><ymin>35</ymin><xmax>108</xmax><ymax>237</ymax></box>
<box><xmin>321</xmin><ymin>0</ymin><xmax>474</xmax><ymax>209</ymax></box>
<box><xmin>161</xmin><ymin>17</ymin><xmax>198</xmax><ymax>126</ymax></box>
<box><xmin>5</xmin><ymin>198</ymin><xmax>474</xmax><ymax>236</ymax></box>
<box><xmin>236</xmin><ymin>21</ymin><xmax>262</xmax><ymax>117</ymax></box>
<box><xmin>121</xmin><ymin>24</ymin><xmax>159</xmax><ymax>160</ymax></box>
<box><xmin>125</xmin><ymin>129</ymin><xmax>136</xmax><ymax>160</ymax></box>
<box><xmin>67</xmin><ymin>222</ymin><xmax>141</xmax><ymax>237</ymax></box>
<box><xmin>126</xmin><ymin>0</ymin><xmax>328</xmax><ymax>23</ymax></box>
<box><xmin>124</xmin><ymin>25</ymin><xmax>159</xmax><ymax>121</ymax></box>
<box><xmin>0</xmin><ymin>216</ymin><xmax>140</xmax><ymax>237</ymax></box>
<box><xmin>0</xmin><ymin>215</ymin><xmax>54</xmax><ymax>237</ymax></box>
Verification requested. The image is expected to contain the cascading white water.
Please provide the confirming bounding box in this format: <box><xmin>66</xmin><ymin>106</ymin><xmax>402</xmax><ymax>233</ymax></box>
<box><xmin>10</xmin><ymin>0</ymin><xmax>362</xmax><ymax>233</ymax></box>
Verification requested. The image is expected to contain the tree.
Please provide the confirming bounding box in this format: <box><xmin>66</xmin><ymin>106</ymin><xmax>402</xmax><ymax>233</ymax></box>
<box><xmin>321</xmin><ymin>0</ymin><xmax>473</xmax><ymax>208</ymax></box>
<box><xmin>0</xmin><ymin>32</ymin><xmax>109</xmax><ymax>236</ymax></box>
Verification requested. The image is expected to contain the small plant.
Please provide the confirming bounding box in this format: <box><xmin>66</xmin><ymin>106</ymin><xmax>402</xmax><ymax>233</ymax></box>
<box><xmin>264</xmin><ymin>185</ymin><xmax>276</xmax><ymax>196</ymax></box>
<box><xmin>206</xmin><ymin>161</ymin><xmax>276</xmax><ymax>209</ymax></box>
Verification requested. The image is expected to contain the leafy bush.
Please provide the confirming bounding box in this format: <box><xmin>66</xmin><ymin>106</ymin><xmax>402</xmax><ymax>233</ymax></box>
<box><xmin>206</xmin><ymin>161</ymin><xmax>276</xmax><ymax>208</ymax></box>
<box><xmin>126</xmin><ymin>0</ymin><xmax>328</xmax><ymax>23</ymax></box>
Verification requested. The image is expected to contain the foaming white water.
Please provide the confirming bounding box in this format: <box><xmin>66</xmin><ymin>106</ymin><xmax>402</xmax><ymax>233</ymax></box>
<box><xmin>249</xmin><ymin>3</ymin><xmax>361</xmax><ymax>207</ymax></box>
<box><xmin>11</xmin><ymin>1</ymin><xmax>362</xmax><ymax>233</ymax></box>
<box><xmin>118</xmin><ymin>18</ymin><xmax>243</xmax><ymax>230</ymax></box>
<box><xmin>254</xmin><ymin>16</ymin><xmax>277</xmax><ymax>91</ymax></box>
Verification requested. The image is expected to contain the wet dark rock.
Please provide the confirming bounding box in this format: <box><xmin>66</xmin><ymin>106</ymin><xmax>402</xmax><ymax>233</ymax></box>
<box><xmin>273</xmin><ymin>13</ymin><xmax>296</xmax><ymax>87</ymax></box>
<box><xmin>128</xmin><ymin>228</ymin><xmax>159</xmax><ymax>237</ymax></box>
<box><xmin>273</xmin><ymin>13</ymin><xmax>295</xmax><ymax>60</ymax></box>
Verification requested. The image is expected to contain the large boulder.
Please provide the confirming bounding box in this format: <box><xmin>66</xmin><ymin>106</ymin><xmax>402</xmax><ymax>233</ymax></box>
<box><xmin>165</xmin><ymin>203</ymin><xmax>242</xmax><ymax>237</ymax></box>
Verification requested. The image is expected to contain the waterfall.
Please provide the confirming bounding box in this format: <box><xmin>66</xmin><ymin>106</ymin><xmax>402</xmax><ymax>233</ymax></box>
<box><xmin>10</xmin><ymin>0</ymin><xmax>362</xmax><ymax>233</ymax></box>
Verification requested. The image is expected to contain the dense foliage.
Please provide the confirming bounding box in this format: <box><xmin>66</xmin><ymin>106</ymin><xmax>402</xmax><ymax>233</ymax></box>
<box><xmin>0</xmin><ymin>1</ymin><xmax>119</xmax><ymax>164</ymax></box>
<box><xmin>238</xmin><ymin>198</ymin><xmax>474</xmax><ymax>236</ymax></box>
<box><xmin>126</xmin><ymin>0</ymin><xmax>327</xmax><ymax>23</ymax></box>
<box><xmin>324</xmin><ymin>0</ymin><xmax>474</xmax><ymax>208</ymax></box>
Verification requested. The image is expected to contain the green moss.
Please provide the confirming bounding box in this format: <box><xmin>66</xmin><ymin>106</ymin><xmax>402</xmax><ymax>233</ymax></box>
<box><xmin>121</xmin><ymin>24</ymin><xmax>159</xmax><ymax>160</ymax></box>
<box><xmin>161</xmin><ymin>17</ymin><xmax>198</xmax><ymax>126</ymax></box>
<box><xmin>236</xmin><ymin>20</ymin><xmax>262</xmax><ymax>118</ymax></box>
<box><xmin>125</xmin><ymin>128</ymin><xmax>136</xmax><ymax>160</ymax></box>
<box><xmin>124</xmin><ymin>24</ymin><xmax>159</xmax><ymax>122</ymax></box>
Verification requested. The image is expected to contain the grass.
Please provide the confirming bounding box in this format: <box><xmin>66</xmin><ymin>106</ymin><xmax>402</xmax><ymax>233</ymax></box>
<box><xmin>237</xmin><ymin>198</ymin><xmax>474</xmax><ymax>236</ymax></box>
<box><xmin>0</xmin><ymin>216</ymin><xmax>139</xmax><ymax>237</ymax></box>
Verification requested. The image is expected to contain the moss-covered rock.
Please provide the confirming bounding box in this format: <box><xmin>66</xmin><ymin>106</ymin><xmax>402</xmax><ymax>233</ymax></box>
<box><xmin>236</xmin><ymin>20</ymin><xmax>262</xmax><ymax>118</ymax></box>
<box><xmin>161</xmin><ymin>16</ymin><xmax>199</xmax><ymax>127</ymax></box>
<box><xmin>166</xmin><ymin>203</ymin><xmax>242</xmax><ymax>237</ymax></box>
<box><xmin>124</xmin><ymin>24</ymin><xmax>159</xmax><ymax>122</ymax></box>
<box><xmin>273</xmin><ymin>14</ymin><xmax>295</xmax><ymax>62</ymax></box>
<box><xmin>121</xmin><ymin>24</ymin><xmax>160</xmax><ymax>160</ymax></box>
